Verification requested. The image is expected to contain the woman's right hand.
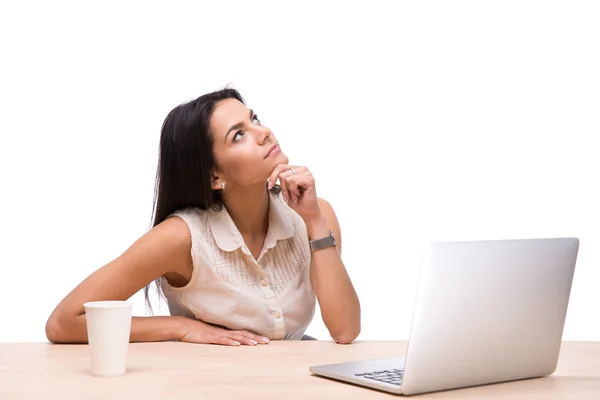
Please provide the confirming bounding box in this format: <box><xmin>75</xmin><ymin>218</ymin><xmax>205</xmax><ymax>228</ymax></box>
<box><xmin>177</xmin><ymin>317</ymin><xmax>270</xmax><ymax>346</ymax></box>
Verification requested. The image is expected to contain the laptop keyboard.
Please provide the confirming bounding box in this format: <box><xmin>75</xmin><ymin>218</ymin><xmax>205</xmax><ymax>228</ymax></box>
<box><xmin>355</xmin><ymin>368</ymin><xmax>404</xmax><ymax>386</ymax></box>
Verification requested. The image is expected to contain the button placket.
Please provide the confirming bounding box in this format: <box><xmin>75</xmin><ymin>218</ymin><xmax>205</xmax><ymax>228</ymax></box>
<box><xmin>257</xmin><ymin>258</ymin><xmax>286</xmax><ymax>339</ymax></box>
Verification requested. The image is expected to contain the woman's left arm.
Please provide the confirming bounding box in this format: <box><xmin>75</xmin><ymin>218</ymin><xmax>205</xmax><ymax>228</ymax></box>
<box><xmin>269</xmin><ymin>164</ymin><xmax>361</xmax><ymax>344</ymax></box>
<box><xmin>305</xmin><ymin>198</ymin><xmax>361</xmax><ymax>344</ymax></box>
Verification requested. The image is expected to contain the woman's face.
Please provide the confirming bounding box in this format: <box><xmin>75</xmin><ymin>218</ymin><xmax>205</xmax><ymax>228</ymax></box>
<box><xmin>209</xmin><ymin>98</ymin><xmax>288</xmax><ymax>189</ymax></box>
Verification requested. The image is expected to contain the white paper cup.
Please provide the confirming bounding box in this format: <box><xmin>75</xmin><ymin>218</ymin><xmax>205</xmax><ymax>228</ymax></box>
<box><xmin>83</xmin><ymin>301</ymin><xmax>133</xmax><ymax>377</ymax></box>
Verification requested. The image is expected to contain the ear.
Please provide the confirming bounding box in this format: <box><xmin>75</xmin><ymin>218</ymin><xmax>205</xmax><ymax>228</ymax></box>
<box><xmin>211</xmin><ymin>169</ymin><xmax>224</xmax><ymax>191</ymax></box>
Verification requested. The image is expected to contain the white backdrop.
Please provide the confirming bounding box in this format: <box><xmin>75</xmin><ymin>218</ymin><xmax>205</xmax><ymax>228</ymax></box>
<box><xmin>1</xmin><ymin>1</ymin><xmax>598</xmax><ymax>342</ymax></box>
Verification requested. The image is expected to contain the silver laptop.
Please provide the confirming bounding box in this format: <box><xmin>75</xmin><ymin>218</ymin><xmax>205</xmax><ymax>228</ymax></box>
<box><xmin>309</xmin><ymin>237</ymin><xmax>579</xmax><ymax>396</ymax></box>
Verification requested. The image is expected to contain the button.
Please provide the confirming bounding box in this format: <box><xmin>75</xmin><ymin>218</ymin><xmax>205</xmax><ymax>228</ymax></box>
<box><xmin>273</xmin><ymin>311</ymin><xmax>281</xmax><ymax>318</ymax></box>
<box><xmin>260</xmin><ymin>278</ymin><xmax>268</xmax><ymax>286</ymax></box>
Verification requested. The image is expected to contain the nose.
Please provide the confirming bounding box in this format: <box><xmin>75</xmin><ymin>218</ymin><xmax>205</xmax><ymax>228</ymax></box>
<box><xmin>255</xmin><ymin>125</ymin><xmax>272</xmax><ymax>145</ymax></box>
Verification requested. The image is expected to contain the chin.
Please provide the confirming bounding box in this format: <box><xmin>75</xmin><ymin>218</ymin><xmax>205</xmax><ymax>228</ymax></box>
<box><xmin>277</xmin><ymin>152</ymin><xmax>289</xmax><ymax>164</ymax></box>
<box><xmin>263</xmin><ymin>149</ymin><xmax>289</xmax><ymax>171</ymax></box>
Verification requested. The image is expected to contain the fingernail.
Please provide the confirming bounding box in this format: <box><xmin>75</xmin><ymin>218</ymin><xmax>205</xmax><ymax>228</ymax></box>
<box><xmin>266</xmin><ymin>178</ymin><xmax>272</xmax><ymax>189</ymax></box>
<box><xmin>249</xmin><ymin>339</ymin><xmax>258</xmax><ymax>345</ymax></box>
<box><xmin>232</xmin><ymin>340</ymin><xmax>241</xmax><ymax>346</ymax></box>
<box><xmin>283</xmin><ymin>195</ymin><xmax>288</xmax><ymax>203</ymax></box>
<box><xmin>261</xmin><ymin>337</ymin><xmax>270</xmax><ymax>343</ymax></box>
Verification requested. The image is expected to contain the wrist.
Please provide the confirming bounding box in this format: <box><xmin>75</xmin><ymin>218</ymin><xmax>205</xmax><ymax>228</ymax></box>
<box><xmin>173</xmin><ymin>316</ymin><xmax>191</xmax><ymax>341</ymax></box>
<box><xmin>304</xmin><ymin>214</ymin><xmax>329</xmax><ymax>239</ymax></box>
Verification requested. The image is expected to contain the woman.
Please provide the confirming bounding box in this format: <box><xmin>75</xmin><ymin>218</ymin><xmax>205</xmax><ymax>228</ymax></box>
<box><xmin>45</xmin><ymin>88</ymin><xmax>361</xmax><ymax>346</ymax></box>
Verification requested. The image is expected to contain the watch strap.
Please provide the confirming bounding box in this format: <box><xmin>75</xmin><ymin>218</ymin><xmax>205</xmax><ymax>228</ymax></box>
<box><xmin>309</xmin><ymin>230</ymin><xmax>337</xmax><ymax>251</ymax></box>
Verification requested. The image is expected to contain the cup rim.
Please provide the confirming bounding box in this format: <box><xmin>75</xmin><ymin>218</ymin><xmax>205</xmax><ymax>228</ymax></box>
<box><xmin>83</xmin><ymin>300</ymin><xmax>133</xmax><ymax>309</ymax></box>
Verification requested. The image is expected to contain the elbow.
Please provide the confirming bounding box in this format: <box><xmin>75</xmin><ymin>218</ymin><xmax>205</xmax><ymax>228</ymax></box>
<box><xmin>335</xmin><ymin>337</ymin><xmax>356</xmax><ymax>345</ymax></box>
<box><xmin>333</xmin><ymin>324</ymin><xmax>361</xmax><ymax>345</ymax></box>
<box><xmin>45</xmin><ymin>315</ymin><xmax>74</xmax><ymax>344</ymax></box>
<box><xmin>45</xmin><ymin>317</ymin><xmax>63</xmax><ymax>344</ymax></box>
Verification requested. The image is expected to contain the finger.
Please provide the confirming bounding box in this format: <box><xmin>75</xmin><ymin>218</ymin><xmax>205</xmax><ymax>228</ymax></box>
<box><xmin>278</xmin><ymin>170</ymin><xmax>295</xmax><ymax>203</ymax></box>
<box><xmin>280</xmin><ymin>167</ymin><xmax>307</xmax><ymax>200</ymax></box>
<box><xmin>268</xmin><ymin>164</ymin><xmax>301</xmax><ymax>190</ymax></box>
<box><xmin>283</xmin><ymin>169</ymin><xmax>311</xmax><ymax>203</ymax></box>
<box><xmin>276</xmin><ymin>169</ymin><xmax>294</xmax><ymax>203</ymax></box>
<box><xmin>278</xmin><ymin>173</ymin><xmax>292</xmax><ymax>203</ymax></box>
<box><xmin>267</xmin><ymin>164</ymin><xmax>290</xmax><ymax>190</ymax></box>
<box><xmin>233</xmin><ymin>330</ymin><xmax>270</xmax><ymax>344</ymax></box>
<box><xmin>284</xmin><ymin>174</ymin><xmax>300</xmax><ymax>203</ymax></box>
<box><xmin>228</xmin><ymin>332</ymin><xmax>260</xmax><ymax>346</ymax></box>
<box><xmin>213</xmin><ymin>335</ymin><xmax>242</xmax><ymax>346</ymax></box>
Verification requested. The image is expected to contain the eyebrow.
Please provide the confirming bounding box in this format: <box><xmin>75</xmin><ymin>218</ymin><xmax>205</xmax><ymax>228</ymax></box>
<box><xmin>224</xmin><ymin>109</ymin><xmax>254</xmax><ymax>143</ymax></box>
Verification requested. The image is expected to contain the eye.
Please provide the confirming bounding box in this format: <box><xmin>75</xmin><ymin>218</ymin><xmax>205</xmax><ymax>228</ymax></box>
<box><xmin>252</xmin><ymin>114</ymin><xmax>261</xmax><ymax>124</ymax></box>
<box><xmin>232</xmin><ymin>130</ymin><xmax>244</xmax><ymax>142</ymax></box>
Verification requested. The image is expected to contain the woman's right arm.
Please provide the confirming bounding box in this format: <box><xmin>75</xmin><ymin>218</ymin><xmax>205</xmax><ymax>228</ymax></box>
<box><xmin>45</xmin><ymin>217</ymin><xmax>265</xmax><ymax>346</ymax></box>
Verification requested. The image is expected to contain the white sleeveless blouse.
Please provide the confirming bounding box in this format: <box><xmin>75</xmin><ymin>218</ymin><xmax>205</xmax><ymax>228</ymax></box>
<box><xmin>160</xmin><ymin>191</ymin><xmax>316</xmax><ymax>340</ymax></box>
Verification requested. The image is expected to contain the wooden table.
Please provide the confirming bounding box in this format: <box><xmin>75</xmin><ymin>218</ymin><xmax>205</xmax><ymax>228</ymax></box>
<box><xmin>0</xmin><ymin>341</ymin><xmax>599</xmax><ymax>399</ymax></box>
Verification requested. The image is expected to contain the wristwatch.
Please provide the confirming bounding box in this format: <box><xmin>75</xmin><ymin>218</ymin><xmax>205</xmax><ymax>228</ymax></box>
<box><xmin>309</xmin><ymin>230</ymin><xmax>337</xmax><ymax>251</ymax></box>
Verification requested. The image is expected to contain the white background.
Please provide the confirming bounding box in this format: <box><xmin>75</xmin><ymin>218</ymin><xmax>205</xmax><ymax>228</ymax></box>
<box><xmin>1</xmin><ymin>1</ymin><xmax>598</xmax><ymax>342</ymax></box>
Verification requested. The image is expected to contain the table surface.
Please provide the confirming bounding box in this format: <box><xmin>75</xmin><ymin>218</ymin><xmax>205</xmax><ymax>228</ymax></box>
<box><xmin>0</xmin><ymin>341</ymin><xmax>599</xmax><ymax>399</ymax></box>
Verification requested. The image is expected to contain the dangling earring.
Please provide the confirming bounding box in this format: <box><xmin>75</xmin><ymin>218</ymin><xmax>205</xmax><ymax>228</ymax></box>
<box><xmin>221</xmin><ymin>181</ymin><xmax>226</xmax><ymax>190</ymax></box>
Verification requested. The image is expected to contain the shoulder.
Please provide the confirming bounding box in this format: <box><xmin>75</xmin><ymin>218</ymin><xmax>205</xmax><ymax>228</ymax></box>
<box><xmin>317</xmin><ymin>197</ymin><xmax>339</xmax><ymax>225</ymax></box>
<box><xmin>168</xmin><ymin>207</ymin><xmax>209</xmax><ymax>234</ymax></box>
<box><xmin>170</xmin><ymin>206</ymin><xmax>205</xmax><ymax>221</ymax></box>
<box><xmin>114</xmin><ymin>212</ymin><xmax>193</xmax><ymax>280</ymax></box>
<box><xmin>317</xmin><ymin>197</ymin><xmax>334</xmax><ymax>212</ymax></box>
<box><xmin>158</xmin><ymin>207</ymin><xmax>213</xmax><ymax>252</ymax></box>
<box><xmin>153</xmin><ymin>213</ymin><xmax>193</xmax><ymax>249</ymax></box>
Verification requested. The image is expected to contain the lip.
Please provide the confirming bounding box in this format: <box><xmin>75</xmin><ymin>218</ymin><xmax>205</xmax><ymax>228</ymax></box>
<box><xmin>264</xmin><ymin>143</ymin><xmax>280</xmax><ymax>159</ymax></box>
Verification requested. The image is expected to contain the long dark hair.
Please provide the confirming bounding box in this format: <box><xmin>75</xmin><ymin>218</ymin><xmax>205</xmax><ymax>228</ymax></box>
<box><xmin>143</xmin><ymin>88</ymin><xmax>246</xmax><ymax>310</ymax></box>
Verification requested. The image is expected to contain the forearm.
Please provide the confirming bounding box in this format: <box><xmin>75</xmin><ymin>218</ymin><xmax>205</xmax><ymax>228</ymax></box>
<box><xmin>46</xmin><ymin>314</ymin><xmax>184</xmax><ymax>344</ymax></box>
<box><xmin>306</xmin><ymin>216</ymin><xmax>361</xmax><ymax>344</ymax></box>
<box><xmin>130</xmin><ymin>316</ymin><xmax>184</xmax><ymax>342</ymax></box>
